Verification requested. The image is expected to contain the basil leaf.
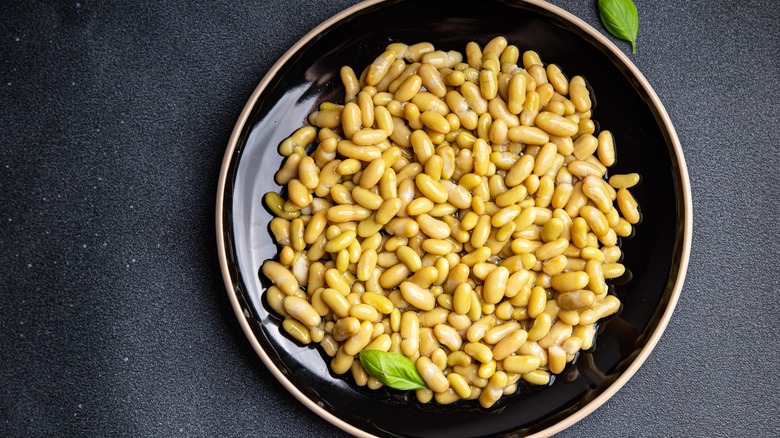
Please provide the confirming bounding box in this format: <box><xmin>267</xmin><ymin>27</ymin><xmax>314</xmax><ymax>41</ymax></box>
<box><xmin>598</xmin><ymin>0</ymin><xmax>639</xmax><ymax>54</ymax></box>
<box><xmin>359</xmin><ymin>350</ymin><xmax>427</xmax><ymax>391</ymax></box>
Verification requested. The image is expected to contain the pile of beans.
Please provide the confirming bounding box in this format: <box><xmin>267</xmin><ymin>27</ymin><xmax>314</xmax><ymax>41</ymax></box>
<box><xmin>261</xmin><ymin>36</ymin><xmax>641</xmax><ymax>408</ymax></box>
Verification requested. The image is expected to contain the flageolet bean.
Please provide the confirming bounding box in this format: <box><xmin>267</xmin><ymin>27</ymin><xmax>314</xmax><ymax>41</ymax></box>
<box><xmin>538</xmin><ymin>321</ymin><xmax>573</xmax><ymax>349</ymax></box>
<box><xmin>527</xmin><ymin>312</ymin><xmax>553</xmax><ymax>341</ymax></box>
<box><xmin>367</xmin><ymin>50</ymin><xmax>397</xmax><ymax>86</ymax></box>
<box><xmin>483</xmin><ymin>266</ymin><xmax>509</xmax><ymax>304</ymax></box>
<box><xmin>522</xmin><ymin>369</ymin><xmax>551</xmax><ymax>386</ymax></box>
<box><xmin>548</xmin><ymin>345</ymin><xmax>567</xmax><ymax>374</ymax></box>
<box><xmin>609</xmin><ymin>173</ymin><xmax>640</xmax><ymax>190</ymax></box>
<box><xmin>582</xmin><ymin>175</ymin><xmax>614</xmax><ymax>213</ymax></box>
<box><xmin>573</xmin><ymin>133</ymin><xmax>599</xmax><ymax>160</ymax></box>
<box><xmin>399</xmin><ymin>281</ymin><xmax>436</xmax><ymax>311</ymax></box>
<box><xmin>283</xmin><ymin>318</ymin><xmax>312</xmax><ymax>344</ymax></box>
<box><xmin>597</xmin><ymin>130</ymin><xmax>616</xmax><ymax>166</ymax></box>
<box><xmin>284</xmin><ymin>296</ymin><xmax>321</xmax><ymax>328</ymax></box>
<box><xmin>569</xmin><ymin>76</ymin><xmax>591</xmax><ymax>112</ymax></box>
<box><xmin>617</xmin><ymin>188</ymin><xmax>641</xmax><ymax>224</ymax></box>
<box><xmin>527</xmin><ymin>286</ymin><xmax>547</xmax><ymax>318</ymax></box>
<box><xmin>464</xmin><ymin>342</ymin><xmax>494</xmax><ymax>364</ymax></box>
<box><xmin>262</xmin><ymin>261</ymin><xmax>299</xmax><ymax>296</ymax></box>
<box><xmin>534</xmin><ymin>237</ymin><xmax>569</xmax><ymax>260</ymax></box>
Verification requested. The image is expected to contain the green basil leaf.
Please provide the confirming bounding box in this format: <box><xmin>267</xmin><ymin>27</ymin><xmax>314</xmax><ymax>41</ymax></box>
<box><xmin>598</xmin><ymin>0</ymin><xmax>639</xmax><ymax>54</ymax></box>
<box><xmin>359</xmin><ymin>350</ymin><xmax>427</xmax><ymax>391</ymax></box>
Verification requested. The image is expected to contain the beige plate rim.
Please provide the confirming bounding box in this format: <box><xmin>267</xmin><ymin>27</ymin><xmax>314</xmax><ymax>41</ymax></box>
<box><xmin>215</xmin><ymin>0</ymin><xmax>693</xmax><ymax>436</ymax></box>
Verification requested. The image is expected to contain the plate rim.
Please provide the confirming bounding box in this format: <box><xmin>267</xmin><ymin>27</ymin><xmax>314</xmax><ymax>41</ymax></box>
<box><xmin>215</xmin><ymin>0</ymin><xmax>693</xmax><ymax>436</ymax></box>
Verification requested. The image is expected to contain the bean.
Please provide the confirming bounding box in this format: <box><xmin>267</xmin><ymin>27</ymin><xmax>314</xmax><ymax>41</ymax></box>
<box><xmin>262</xmin><ymin>261</ymin><xmax>299</xmax><ymax>296</ymax></box>
<box><xmin>617</xmin><ymin>188</ymin><xmax>641</xmax><ymax>224</ymax></box>
<box><xmin>343</xmin><ymin>321</ymin><xmax>374</xmax><ymax>356</ymax></box>
<box><xmin>283</xmin><ymin>318</ymin><xmax>311</xmax><ymax>344</ymax></box>
<box><xmin>399</xmin><ymin>281</ymin><xmax>436</xmax><ymax>311</ymax></box>
<box><xmin>538</xmin><ymin>321</ymin><xmax>573</xmax><ymax>349</ymax></box>
<box><xmin>480</xmin><ymin>266</ymin><xmax>508</xmax><ymax>304</ymax></box>
<box><xmin>479</xmin><ymin>371</ymin><xmax>507</xmax><ymax>409</ymax></box>
<box><xmin>535</xmin><ymin>111</ymin><xmax>578</xmax><ymax>137</ymax></box>
<box><xmin>507</xmin><ymin>125</ymin><xmax>549</xmax><ymax>145</ymax></box>
<box><xmin>464</xmin><ymin>342</ymin><xmax>493</xmax><ymax>363</ymax></box>
<box><xmin>557</xmin><ymin>290</ymin><xmax>596</xmax><ymax>310</ymax></box>
<box><xmin>258</xmin><ymin>39</ymin><xmax>644</xmax><ymax>408</ymax></box>
<box><xmin>526</xmin><ymin>286</ymin><xmax>547</xmax><ymax>318</ymax></box>
<box><xmin>527</xmin><ymin>312</ymin><xmax>553</xmax><ymax>341</ymax></box>
<box><xmin>609</xmin><ymin>173</ymin><xmax>640</xmax><ymax>189</ymax></box>
<box><xmin>397</xmin><ymin>245</ymin><xmax>422</xmax><ymax>272</ymax></box>
<box><xmin>579</xmin><ymin>205</ymin><xmax>610</xmax><ymax>237</ymax></box>
<box><xmin>283</xmin><ymin>296</ymin><xmax>321</xmax><ymax>328</ymax></box>
<box><xmin>569</xmin><ymin>76</ymin><xmax>591</xmax><ymax>112</ymax></box>
<box><xmin>505</xmin><ymin>154</ymin><xmax>535</xmax><ymax>187</ymax></box>
<box><xmin>434</xmin><ymin>324</ymin><xmax>463</xmax><ymax>351</ymax></box>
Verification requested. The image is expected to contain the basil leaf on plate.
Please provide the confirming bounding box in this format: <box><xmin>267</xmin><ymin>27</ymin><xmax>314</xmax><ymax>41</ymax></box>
<box><xmin>598</xmin><ymin>0</ymin><xmax>639</xmax><ymax>54</ymax></box>
<box><xmin>359</xmin><ymin>350</ymin><xmax>427</xmax><ymax>391</ymax></box>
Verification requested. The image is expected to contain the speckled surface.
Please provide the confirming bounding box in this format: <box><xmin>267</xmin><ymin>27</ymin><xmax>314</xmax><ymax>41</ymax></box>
<box><xmin>1</xmin><ymin>0</ymin><xmax>778</xmax><ymax>436</ymax></box>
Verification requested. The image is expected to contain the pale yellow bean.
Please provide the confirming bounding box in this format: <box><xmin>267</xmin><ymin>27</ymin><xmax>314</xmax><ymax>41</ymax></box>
<box><xmin>283</xmin><ymin>318</ymin><xmax>311</xmax><ymax>344</ymax></box>
<box><xmin>492</xmin><ymin>328</ymin><xmax>528</xmax><ymax>361</ymax></box>
<box><xmin>586</xmin><ymin>259</ymin><xmax>608</xmax><ymax>296</ymax></box>
<box><xmin>399</xmin><ymin>281</ymin><xmax>436</xmax><ymax>311</ymax></box>
<box><xmin>417</xmin><ymin>356</ymin><xmax>449</xmax><ymax>393</ymax></box>
<box><xmin>322</xmin><ymin>288</ymin><xmax>351</xmax><ymax>318</ymax></box>
<box><xmin>470</xmin><ymin>215</ymin><xmax>492</xmax><ymax>248</ymax></box>
<box><xmin>567</xmin><ymin>159</ymin><xmax>604</xmax><ymax>179</ymax></box>
<box><xmin>433</xmin><ymin>324</ymin><xmax>463</xmax><ymax>351</ymax></box>
<box><xmin>332</xmin><ymin>316</ymin><xmax>360</xmax><ymax>341</ymax></box>
<box><xmin>617</xmin><ymin>188</ymin><xmax>641</xmax><ymax>224</ymax></box>
<box><xmin>508</xmin><ymin>73</ymin><xmax>527</xmax><ymax>114</ymax></box>
<box><xmin>479</xmin><ymin>371</ymin><xmax>508</xmax><ymax>409</ymax></box>
<box><xmin>579</xmin><ymin>205</ymin><xmax>610</xmax><ymax>236</ymax></box>
<box><xmin>283</xmin><ymin>296</ymin><xmax>321</xmax><ymax>328</ymax></box>
<box><xmin>582</xmin><ymin>175</ymin><xmax>613</xmax><ymax>213</ymax></box>
<box><xmin>527</xmin><ymin>312</ymin><xmax>553</xmax><ymax>341</ymax></box>
<box><xmin>557</xmin><ymin>290</ymin><xmax>596</xmax><ymax>310</ymax></box>
<box><xmin>527</xmin><ymin>286</ymin><xmax>547</xmax><ymax>318</ymax></box>
<box><xmin>507</xmin><ymin>125</ymin><xmax>549</xmax><ymax>145</ymax></box>
<box><xmin>279</xmin><ymin>126</ymin><xmax>317</xmax><ymax>157</ymax></box>
<box><xmin>400</xmin><ymin>311</ymin><xmax>420</xmax><ymax>357</ymax></box>
<box><xmin>483</xmin><ymin>266</ymin><xmax>509</xmax><ymax>304</ymax></box>
<box><xmin>262</xmin><ymin>261</ymin><xmax>299</xmax><ymax>296</ymax></box>
<box><xmin>397</xmin><ymin>245</ymin><xmax>422</xmax><ymax>272</ymax></box>
<box><xmin>503</xmin><ymin>355</ymin><xmax>541</xmax><ymax>374</ymax></box>
<box><xmin>573</xmin><ymin>133</ymin><xmax>598</xmax><ymax>160</ymax></box>
<box><xmin>366</xmin><ymin>50</ymin><xmax>397</xmax><ymax>86</ymax></box>
<box><xmin>548</xmin><ymin>345</ymin><xmax>567</xmax><ymax>374</ymax></box>
<box><xmin>343</xmin><ymin>321</ymin><xmax>374</xmax><ymax>356</ymax></box>
<box><xmin>416</xmin><ymin>214</ymin><xmax>450</xmax><ymax>240</ymax></box>
<box><xmin>597</xmin><ymin>130</ymin><xmax>616</xmax><ymax>166</ymax></box>
<box><xmin>609</xmin><ymin>173</ymin><xmax>640</xmax><ymax>189</ymax></box>
<box><xmin>464</xmin><ymin>342</ymin><xmax>494</xmax><ymax>363</ymax></box>
<box><xmin>569</xmin><ymin>76</ymin><xmax>591</xmax><ymax>112</ymax></box>
<box><xmin>602</xmin><ymin>263</ymin><xmax>626</xmax><ymax>279</ymax></box>
<box><xmin>550</xmin><ymin>271</ymin><xmax>589</xmax><ymax>292</ymax></box>
<box><xmin>534</xmin><ymin>111</ymin><xmax>578</xmax><ymax>137</ymax></box>
<box><xmin>484</xmin><ymin>321</ymin><xmax>520</xmax><ymax>345</ymax></box>
<box><xmin>538</xmin><ymin>321</ymin><xmax>573</xmax><ymax>349</ymax></box>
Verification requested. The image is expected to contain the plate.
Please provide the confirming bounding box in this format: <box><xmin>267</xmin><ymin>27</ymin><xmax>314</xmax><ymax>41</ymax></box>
<box><xmin>216</xmin><ymin>0</ymin><xmax>692</xmax><ymax>436</ymax></box>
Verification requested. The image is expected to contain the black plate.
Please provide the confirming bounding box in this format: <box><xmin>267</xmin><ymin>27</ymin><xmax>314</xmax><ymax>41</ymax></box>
<box><xmin>216</xmin><ymin>0</ymin><xmax>692</xmax><ymax>436</ymax></box>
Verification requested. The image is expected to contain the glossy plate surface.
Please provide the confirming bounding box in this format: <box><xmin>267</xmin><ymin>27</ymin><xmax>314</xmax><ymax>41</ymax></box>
<box><xmin>216</xmin><ymin>0</ymin><xmax>692</xmax><ymax>436</ymax></box>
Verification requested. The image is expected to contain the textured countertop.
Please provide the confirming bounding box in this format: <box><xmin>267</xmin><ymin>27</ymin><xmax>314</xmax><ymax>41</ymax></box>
<box><xmin>2</xmin><ymin>0</ymin><xmax>778</xmax><ymax>436</ymax></box>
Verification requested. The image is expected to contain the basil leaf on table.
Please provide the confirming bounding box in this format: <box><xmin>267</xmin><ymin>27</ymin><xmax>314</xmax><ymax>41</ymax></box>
<box><xmin>359</xmin><ymin>350</ymin><xmax>427</xmax><ymax>391</ymax></box>
<box><xmin>598</xmin><ymin>0</ymin><xmax>639</xmax><ymax>54</ymax></box>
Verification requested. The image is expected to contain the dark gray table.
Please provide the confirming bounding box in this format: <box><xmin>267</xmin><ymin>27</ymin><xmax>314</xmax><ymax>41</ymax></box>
<box><xmin>2</xmin><ymin>0</ymin><xmax>778</xmax><ymax>436</ymax></box>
